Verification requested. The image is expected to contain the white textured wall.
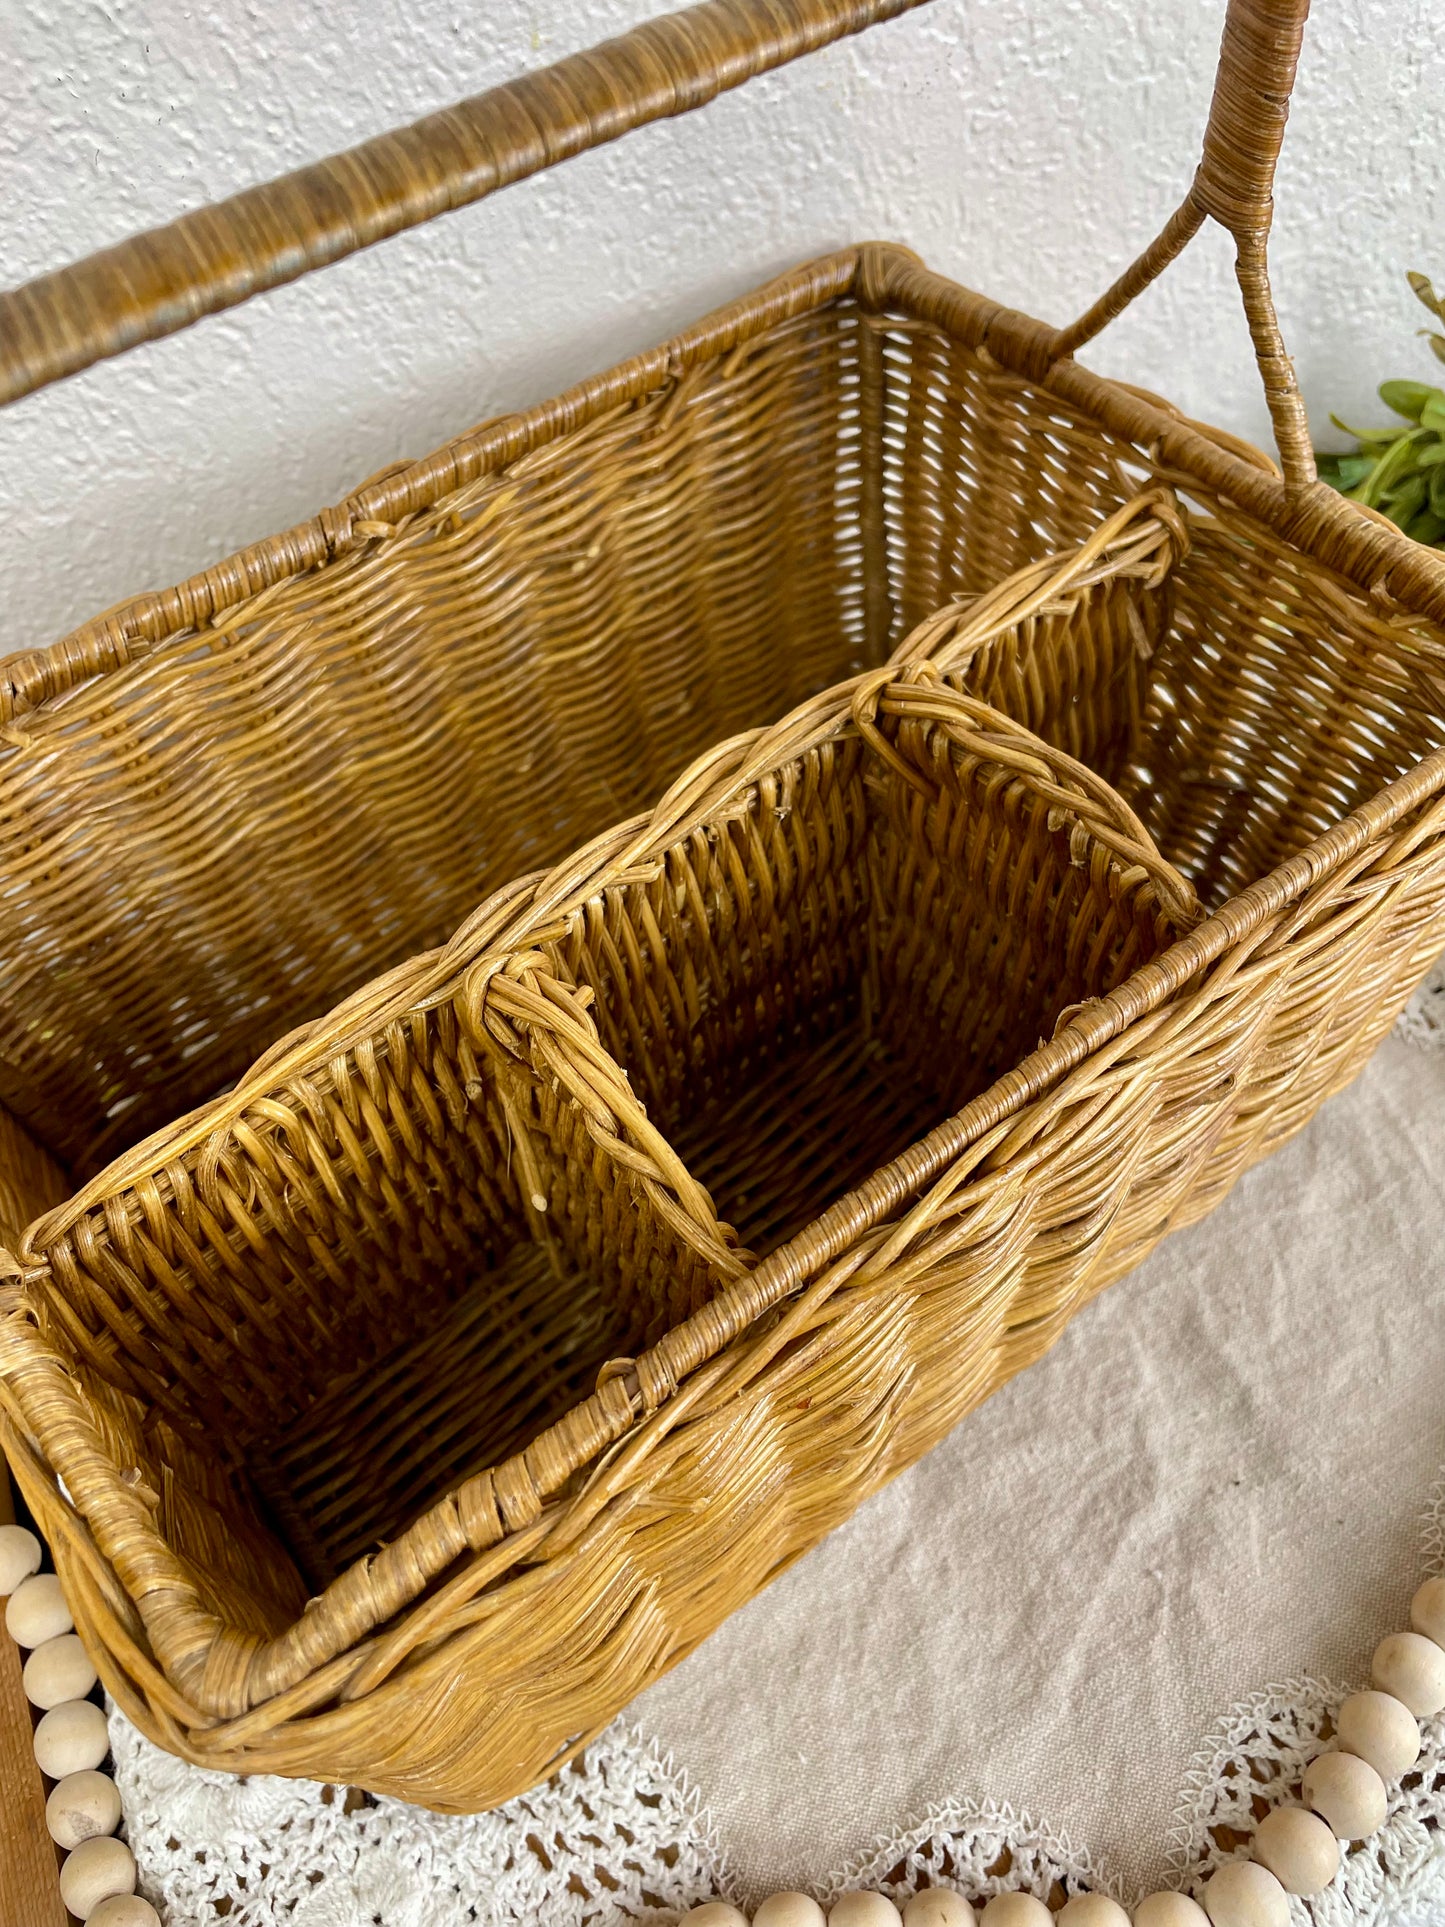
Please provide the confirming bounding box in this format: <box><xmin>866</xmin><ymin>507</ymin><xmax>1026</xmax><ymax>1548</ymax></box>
<box><xmin>0</xmin><ymin>0</ymin><xmax>1440</xmax><ymax>662</ymax></box>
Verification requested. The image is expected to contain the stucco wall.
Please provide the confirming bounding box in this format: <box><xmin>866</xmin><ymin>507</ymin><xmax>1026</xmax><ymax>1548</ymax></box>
<box><xmin>1</xmin><ymin>0</ymin><xmax>1440</xmax><ymax>659</ymax></box>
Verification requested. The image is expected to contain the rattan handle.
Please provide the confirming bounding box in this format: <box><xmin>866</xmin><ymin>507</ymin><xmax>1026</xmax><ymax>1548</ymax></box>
<box><xmin>0</xmin><ymin>0</ymin><xmax>930</xmax><ymax>408</ymax></box>
<box><xmin>1057</xmin><ymin>0</ymin><xmax>1316</xmax><ymax>493</ymax></box>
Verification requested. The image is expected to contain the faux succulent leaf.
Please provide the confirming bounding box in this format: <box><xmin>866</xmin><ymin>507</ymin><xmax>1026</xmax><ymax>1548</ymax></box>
<box><xmin>1331</xmin><ymin>454</ymin><xmax>1376</xmax><ymax>488</ymax></box>
<box><xmin>1379</xmin><ymin>379</ymin><xmax>1437</xmax><ymax>420</ymax></box>
<box><xmin>1384</xmin><ymin>474</ymin><xmax>1429</xmax><ymax>526</ymax></box>
<box><xmin>1329</xmin><ymin>413</ymin><xmax>1410</xmax><ymax>446</ymax></box>
<box><xmin>1316</xmin><ymin>271</ymin><xmax>1445</xmax><ymax>547</ymax></box>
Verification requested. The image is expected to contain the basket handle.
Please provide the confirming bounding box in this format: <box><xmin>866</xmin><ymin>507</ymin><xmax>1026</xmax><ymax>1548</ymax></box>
<box><xmin>0</xmin><ymin>0</ymin><xmax>929</xmax><ymax>409</ymax></box>
<box><xmin>1056</xmin><ymin>0</ymin><xmax>1315</xmax><ymax>494</ymax></box>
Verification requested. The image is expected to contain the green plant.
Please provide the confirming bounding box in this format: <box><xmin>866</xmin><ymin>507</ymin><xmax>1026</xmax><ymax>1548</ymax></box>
<box><xmin>1316</xmin><ymin>272</ymin><xmax>1445</xmax><ymax>547</ymax></box>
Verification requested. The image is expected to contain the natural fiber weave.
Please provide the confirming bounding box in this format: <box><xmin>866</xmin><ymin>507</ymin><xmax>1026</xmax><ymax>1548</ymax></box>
<box><xmin>5</xmin><ymin>0</ymin><xmax>1445</xmax><ymax>1817</ymax></box>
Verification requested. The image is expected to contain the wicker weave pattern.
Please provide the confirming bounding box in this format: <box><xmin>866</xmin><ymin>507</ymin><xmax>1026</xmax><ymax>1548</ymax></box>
<box><xmin>7</xmin><ymin>0</ymin><xmax>1445</xmax><ymax>1818</ymax></box>
<box><xmin>0</xmin><ymin>274</ymin><xmax>889</xmax><ymax>1175</ymax></box>
<box><xmin>4</xmin><ymin>436</ymin><xmax>1445</xmax><ymax>1807</ymax></box>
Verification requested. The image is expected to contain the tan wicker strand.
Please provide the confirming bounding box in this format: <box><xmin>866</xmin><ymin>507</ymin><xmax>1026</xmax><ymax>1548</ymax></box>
<box><xmin>0</xmin><ymin>0</ymin><xmax>931</xmax><ymax>407</ymax></box>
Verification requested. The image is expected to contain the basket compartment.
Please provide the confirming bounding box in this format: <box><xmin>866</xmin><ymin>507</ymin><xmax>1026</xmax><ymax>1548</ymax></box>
<box><xmin>495</xmin><ymin>687</ymin><xmax>1198</xmax><ymax>1273</ymax></box>
<box><xmin>893</xmin><ymin>485</ymin><xmax>1445</xmax><ymax>911</ymax></box>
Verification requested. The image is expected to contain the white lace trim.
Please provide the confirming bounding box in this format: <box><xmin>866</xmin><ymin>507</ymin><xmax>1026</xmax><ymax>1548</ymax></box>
<box><xmin>822</xmin><ymin>1799</ymin><xmax>1120</xmax><ymax>1911</ymax></box>
<box><xmin>108</xmin><ymin>1716</ymin><xmax>734</xmax><ymax>1925</ymax></box>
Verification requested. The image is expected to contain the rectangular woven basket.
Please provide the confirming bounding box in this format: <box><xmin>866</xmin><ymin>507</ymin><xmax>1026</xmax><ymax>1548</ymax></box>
<box><xmin>4</xmin><ymin>0</ymin><xmax>1445</xmax><ymax>1812</ymax></box>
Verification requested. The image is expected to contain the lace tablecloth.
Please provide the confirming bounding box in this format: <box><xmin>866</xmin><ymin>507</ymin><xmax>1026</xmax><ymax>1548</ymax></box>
<box><xmin>109</xmin><ymin>969</ymin><xmax>1445</xmax><ymax>1924</ymax></box>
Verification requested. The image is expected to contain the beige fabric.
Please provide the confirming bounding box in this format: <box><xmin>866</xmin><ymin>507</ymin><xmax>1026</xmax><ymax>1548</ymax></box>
<box><xmin>634</xmin><ymin>1029</ymin><xmax>1445</xmax><ymax>1906</ymax></box>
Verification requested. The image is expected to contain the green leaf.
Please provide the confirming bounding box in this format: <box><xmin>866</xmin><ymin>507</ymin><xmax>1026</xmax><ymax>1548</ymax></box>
<box><xmin>1384</xmin><ymin>474</ymin><xmax>1429</xmax><ymax>526</ymax></box>
<box><xmin>1332</xmin><ymin>454</ymin><xmax>1376</xmax><ymax>488</ymax></box>
<box><xmin>1380</xmin><ymin>378</ymin><xmax>1438</xmax><ymax>419</ymax></box>
<box><xmin>1431</xmin><ymin>333</ymin><xmax>1445</xmax><ymax>366</ymax></box>
<box><xmin>1416</xmin><ymin>441</ymin><xmax>1445</xmax><ymax>467</ymax></box>
<box><xmin>1421</xmin><ymin>393</ymin><xmax>1445</xmax><ymax>433</ymax></box>
<box><xmin>1359</xmin><ymin>428</ymin><xmax>1429</xmax><ymax>506</ymax></box>
<box><xmin>1406</xmin><ymin>508</ymin><xmax>1445</xmax><ymax>545</ymax></box>
<box><xmin>1329</xmin><ymin>413</ymin><xmax>1411</xmax><ymax>447</ymax></box>
<box><xmin>1431</xmin><ymin>460</ymin><xmax>1445</xmax><ymax>517</ymax></box>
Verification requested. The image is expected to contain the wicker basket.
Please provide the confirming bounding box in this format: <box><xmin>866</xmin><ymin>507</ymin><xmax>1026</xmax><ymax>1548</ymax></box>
<box><xmin>3</xmin><ymin>0</ymin><xmax>1445</xmax><ymax>1811</ymax></box>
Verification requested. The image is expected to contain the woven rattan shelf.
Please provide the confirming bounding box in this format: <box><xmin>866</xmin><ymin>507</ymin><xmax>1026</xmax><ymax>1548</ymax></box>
<box><xmin>3</xmin><ymin>0</ymin><xmax>1445</xmax><ymax>1816</ymax></box>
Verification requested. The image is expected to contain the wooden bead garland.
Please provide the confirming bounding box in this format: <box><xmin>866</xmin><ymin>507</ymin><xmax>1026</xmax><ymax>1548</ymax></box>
<box><xmin>0</xmin><ymin>1521</ymin><xmax>41</xmax><ymax>1594</ymax></box>
<box><xmin>1057</xmin><ymin>1899</ymin><xmax>1130</xmax><ymax>1926</ymax></box>
<box><xmin>1370</xmin><ymin>1631</ymin><xmax>1445</xmax><ymax>1717</ymax></box>
<box><xmin>1334</xmin><ymin>1687</ymin><xmax>1422</xmax><ymax>1778</ymax></box>
<box><xmin>88</xmin><ymin>1899</ymin><xmax>162</xmax><ymax>1927</ymax></box>
<box><xmin>1301</xmin><ymin>1749</ymin><xmax>1387</xmax><ymax>1840</ymax></box>
<box><xmin>33</xmin><ymin>1696</ymin><xmax>110</xmax><ymax>1776</ymax></box>
<box><xmin>1250</xmin><ymin>1806</ymin><xmax>1339</xmax><ymax>1895</ymax></box>
<box><xmin>902</xmin><ymin>1896</ymin><xmax>973</xmax><ymax>1926</ymax></box>
<box><xmin>1132</xmin><ymin>1898</ymin><xmax>1209</xmax><ymax>1926</ymax></box>
<box><xmin>23</xmin><ymin>1630</ymin><xmax>100</xmax><ymax>1710</ymax></box>
<box><xmin>5</xmin><ymin>1570</ymin><xmax>74</xmax><ymax>1646</ymax></box>
<box><xmin>829</xmin><ymin>1897</ymin><xmax>902</xmax><ymax>1926</ymax></box>
<box><xmin>752</xmin><ymin>1896</ymin><xmax>828</xmax><ymax>1927</ymax></box>
<box><xmin>3</xmin><ymin>1538</ymin><xmax>137</xmax><ymax>1925</ymax></box>
<box><xmin>1200</xmin><ymin>1859</ymin><xmax>1289</xmax><ymax>1927</ymax></box>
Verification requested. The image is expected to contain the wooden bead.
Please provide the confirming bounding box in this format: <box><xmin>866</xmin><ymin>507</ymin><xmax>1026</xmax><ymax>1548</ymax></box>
<box><xmin>1371</xmin><ymin>1630</ymin><xmax>1445</xmax><ymax>1717</ymax></box>
<box><xmin>684</xmin><ymin>1906</ymin><xmax>749</xmax><ymax>1927</ymax></box>
<box><xmin>23</xmin><ymin>1631</ymin><xmax>99</xmax><ymax>1710</ymax></box>
<box><xmin>88</xmin><ymin>1901</ymin><xmax>162</xmax><ymax>1927</ymax></box>
<box><xmin>46</xmin><ymin>1768</ymin><xmax>122</xmax><ymax>1848</ymax></box>
<box><xmin>1302</xmin><ymin>1749</ymin><xmax>1388</xmax><ymax>1840</ymax></box>
<box><xmin>1409</xmin><ymin>1575</ymin><xmax>1445</xmax><ymax>1648</ymax></box>
<box><xmin>1336</xmin><ymin>1689</ymin><xmax>1421</xmax><ymax>1780</ymax></box>
<box><xmin>831</xmin><ymin>1898</ymin><xmax>902</xmax><ymax>1926</ymax></box>
<box><xmin>33</xmin><ymin>1699</ymin><xmax>110</xmax><ymax>1777</ymax></box>
<box><xmin>1201</xmin><ymin>1861</ymin><xmax>1289</xmax><ymax>1927</ymax></box>
<box><xmin>980</xmin><ymin>1897</ymin><xmax>1052</xmax><ymax>1926</ymax></box>
<box><xmin>755</xmin><ymin>1897</ymin><xmax>826</xmax><ymax>1927</ymax></box>
<box><xmin>1133</xmin><ymin>1897</ymin><xmax>1210</xmax><ymax>1927</ymax></box>
<box><xmin>1057</xmin><ymin>1898</ymin><xmax>1130</xmax><ymax>1926</ymax></box>
<box><xmin>1251</xmin><ymin>1806</ymin><xmax>1339</xmax><ymax>1896</ymax></box>
<box><xmin>59</xmin><ymin>1835</ymin><xmax>136</xmax><ymax>1920</ymax></box>
<box><xmin>903</xmin><ymin>1894</ymin><xmax>972</xmax><ymax>1927</ymax></box>
<box><xmin>4</xmin><ymin>1571</ymin><xmax>73</xmax><ymax>1647</ymax></box>
<box><xmin>0</xmin><ymin>1523</ymin><xmax>41</xmax><ymax>1595</ymax></box>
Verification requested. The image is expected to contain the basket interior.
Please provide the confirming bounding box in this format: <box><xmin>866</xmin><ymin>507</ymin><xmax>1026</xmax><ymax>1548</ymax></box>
<box><xmin>26</xmin><ymin>692</ymin><xmax>1192</xmax><ymax>1599</ymax></box>
<box><xmin>531</xmin><ymin>723</ymin><xmax>1186</xmax><ymax>1269</ymax></box>
<box><xmin>12</xmin><ymin>261</ymin><xmax>1445</xmax><ymax>1629</ymax></box>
